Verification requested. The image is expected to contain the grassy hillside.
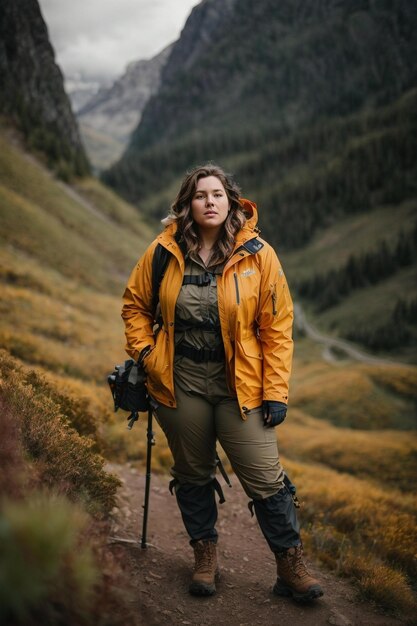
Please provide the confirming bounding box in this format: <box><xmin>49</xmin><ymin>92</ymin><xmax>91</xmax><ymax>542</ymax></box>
<box><xmin>0</xmin><ymin>121</ymin><xmax>156</xmax><ymax>380</ymax></box>
<box><xmin>0</xmin><ymin>124</ymin><xmax>153</xmax><ymax>293</ymax></box>
<box><xmin>281</xmin><ymin>192</ymin><xmax>417</xmax><ymax>358</ymax></box>
<box><xmin>1</xmin><ymin>128</ymin><xmax>416</xmax><ymax>619</ymax></box>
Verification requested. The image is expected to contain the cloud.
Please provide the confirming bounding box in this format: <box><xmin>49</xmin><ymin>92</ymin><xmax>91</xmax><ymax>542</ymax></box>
<box><xmin>39</xmin><ymin>0</ymin><xmax>198</xmax><ymax>81</ymax></box>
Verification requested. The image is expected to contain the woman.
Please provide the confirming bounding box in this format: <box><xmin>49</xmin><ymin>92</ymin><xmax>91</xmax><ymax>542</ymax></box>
<box><xmin>122</xmin><ymin>164</ymin><xmax>323</xmax><ymax>602</ymax></box>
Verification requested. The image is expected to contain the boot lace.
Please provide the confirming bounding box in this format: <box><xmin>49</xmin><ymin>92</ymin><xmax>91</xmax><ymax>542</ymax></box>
<box><xmin>194</xmin><ymin>541</ymin><xmax>216</xmax><ymax>573</ymax></box>
<box><xmin>281</xmin><ymin>546</ymin><xmax>312</xmax><ymax>581</ymax></box>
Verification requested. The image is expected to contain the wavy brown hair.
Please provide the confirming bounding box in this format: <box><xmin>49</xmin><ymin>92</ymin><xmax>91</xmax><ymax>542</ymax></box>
<box><xmin>162</xmin><ymin>163</ymin><xmax>247</xmax><ymax>266</ymax></box>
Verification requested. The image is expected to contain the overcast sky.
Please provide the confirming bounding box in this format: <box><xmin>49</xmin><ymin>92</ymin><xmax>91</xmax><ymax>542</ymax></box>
<box><xmin>38</xmin><ymin>0</ymin><xmax>198</xmax><ymax>84</ymax></box>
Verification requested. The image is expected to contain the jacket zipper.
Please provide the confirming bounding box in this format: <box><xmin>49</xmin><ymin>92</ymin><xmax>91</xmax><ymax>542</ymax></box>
<box><xmin>234</xmin><ymin>272</ymin><xmax>240</xmax><ymax>304</ymax></box>
<box><xmin>271</xmin><ymin>284</ymin><xmax>277</xmax><ymax>315</ymax></box>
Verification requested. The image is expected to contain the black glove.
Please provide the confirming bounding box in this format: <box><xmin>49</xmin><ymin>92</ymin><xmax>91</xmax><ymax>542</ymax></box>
<box><xmin>262</xmin><ymin>400</ymin><xmax>287</xmax><ymax>427</ymax></box>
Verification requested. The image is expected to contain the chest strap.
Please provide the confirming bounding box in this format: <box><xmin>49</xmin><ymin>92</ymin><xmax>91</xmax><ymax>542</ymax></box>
<box><xmin>182</xmin><ymin>272</ymin><xmax>216</xmax><ymax>286</ymax></box>
<box><xmin>175</xmin><ymin>343</ymin><xmax>225</xmax><ymax>363</ymax></box>
<box><xmin>175</xmin><ymin>319</ymin><xmax>220</xmax><ymax>332</ymax></box>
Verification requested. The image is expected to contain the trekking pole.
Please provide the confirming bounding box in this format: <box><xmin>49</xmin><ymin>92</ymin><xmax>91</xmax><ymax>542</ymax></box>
<box><xmin>141</xmin><ymin>406</ymin><xmax>155</xmax><ymax>548</ymax></box>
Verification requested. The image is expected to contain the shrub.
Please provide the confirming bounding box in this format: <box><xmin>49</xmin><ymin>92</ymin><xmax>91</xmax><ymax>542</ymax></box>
<box><xmin>0</xmin><ymin>495</ymin><xmax>97</xmax><ymax>625</ymax></box>
<box><xmin>0</xmin><ymin>494</ymin><xmax>136</xmax><ymax>626</ymax></box>
<box><xmin>0</xmin><ymin>350</ymin><xmax>142</xmax><ymax>625</ymax></box>
<box><xmin>344</xmin><ymin>556</ymin><xmax>416</xmax><ymax>615</ymax></box>
<box><xmin>24</xmin><ymin>369</ymin><xmax>101</xmax><ymax>444</ymax></box>
<box><xmin>0</xmin><ymin>351</ymin><xmax>119</xmax><ymax>515</ymax></box>
<box><xmin>0</xmin><ymin>396</ymin><xmax>25</xmax><ymax>497</ymax></box>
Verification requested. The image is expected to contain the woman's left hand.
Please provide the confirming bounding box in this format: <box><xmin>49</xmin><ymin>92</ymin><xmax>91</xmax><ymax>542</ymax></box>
<box><xmin>262</xmin><ymin>400</ymin><xmax>287</xmax><ymax>427</ymax></box>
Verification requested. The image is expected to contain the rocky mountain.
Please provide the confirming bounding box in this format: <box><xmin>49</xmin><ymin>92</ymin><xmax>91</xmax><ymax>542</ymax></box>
<box><xmin>66</xmin><ymin>76</ymin><xmax>105</xmax><ymax>115</ymax></box>
<box><xmin>0</xmin><ymin>0</ymin><xmax>89</xmax><ymax>177</ymax></box>
<box><xmin>118</xmin><ymin>0</ymin><xmax>238</xmax><ymax>154</ymax></box>
<box><xmin>106</xmin><ymin>0</ymin><xmax>416</xmax><ymax>206</ymax></box>
<box><xmin>104</xmin><ymin>0</ymin><xmax>417</xmax><ymax>355</ymax></box>
<box><xmin>160</xmin><ymin>0</ymin><xmax>237</xmax><ymax>78</ymax></box>
<box><xmin>76</xmin><ymin>44</ymin><xmax>173</xmax><ymax>170</ymax></box>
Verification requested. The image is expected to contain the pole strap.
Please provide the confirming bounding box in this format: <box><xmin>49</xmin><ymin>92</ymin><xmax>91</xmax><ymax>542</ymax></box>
<box><xmin>216</xmin><ymin>452</ymin><xmax>232</xmax><ymax>488</ymax></box>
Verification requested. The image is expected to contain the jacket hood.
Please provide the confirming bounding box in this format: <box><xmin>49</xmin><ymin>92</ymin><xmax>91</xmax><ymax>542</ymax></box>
<box><xmin>238</xmin><ymin>197</ymin><xmax>259</xmax><ymax>242</ymax></box>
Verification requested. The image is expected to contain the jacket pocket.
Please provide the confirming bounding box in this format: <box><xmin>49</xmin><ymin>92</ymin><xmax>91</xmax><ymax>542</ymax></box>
<box><xmin>143</xmin><ymin>330</ymin><xmax>165</xmax><ymax>375</ymax></box>
<box><xmin>235</xmin><ymin>336</ymin><xmax>263</xmax><ymax>406</ymax></box>
<box><xmin>144</xmin><ymin>331</ymin><xmax>170</xmax><ymax>393</ymax></box>
<box><xmin>239</xmin><ymin>336</ymin><xmax>263</xmax><ymax>359</ymax></box>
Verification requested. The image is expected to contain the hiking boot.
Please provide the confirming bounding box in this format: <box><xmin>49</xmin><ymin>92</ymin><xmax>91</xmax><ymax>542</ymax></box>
<box><xmin>189</xmin><ymin>540</ymin><xmax>219</xmax><ymax>596</ymax></box>
<box><xmin>274</xmin><ymin>545</ymin><xmax>323</xmax><ymax>602</ymax></box>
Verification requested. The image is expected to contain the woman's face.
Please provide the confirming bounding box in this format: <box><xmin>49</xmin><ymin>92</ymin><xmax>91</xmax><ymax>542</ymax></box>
<box><xmin>191</xmin><ymin>176</ymin><xmax>230</xmax><ymax>234</ymax></box>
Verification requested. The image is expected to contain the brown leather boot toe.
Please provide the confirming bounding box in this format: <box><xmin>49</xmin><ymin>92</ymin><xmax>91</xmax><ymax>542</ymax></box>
<box><xmin>274</xmin><ymin>545</ymin><xmax>323</xmax><ymax>603</ymax></box>
<box><xmin>189</xmin><ymin>540</ymin><xmax>219</xmax><ymax>596</ymax></box>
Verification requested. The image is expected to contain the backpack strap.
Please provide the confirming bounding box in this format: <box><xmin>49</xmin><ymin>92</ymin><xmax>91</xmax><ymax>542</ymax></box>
<box><xmin>151</xmin><ymin>233</ymin><xmax>188</xmax><ymax>317</ymax></box>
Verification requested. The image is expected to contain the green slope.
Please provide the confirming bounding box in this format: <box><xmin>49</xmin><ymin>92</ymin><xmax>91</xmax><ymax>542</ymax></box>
<box><xmin>0</xmin><ymin>124</ymin><xmax>157</xmax><ymax>378</ymax></box>
<box><xmin>0</xmin><ymin>124</ymin><xmax>154</xmax><ymax>294</ymax></box>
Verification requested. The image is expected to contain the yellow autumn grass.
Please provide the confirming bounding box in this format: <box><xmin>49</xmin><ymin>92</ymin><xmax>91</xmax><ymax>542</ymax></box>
<box><xmin>290</xmin><ymin>359</ymin><xmax>417</xmax><ymax>430</ymax></box>
<box><xmin>282</xmin><ymin>457</ymin><xmax>417</xmax><ymax>614</ymax></box>
<box><xmin>0</xmin><ymin>350</ymin><xmax>120</xmax><ymax>514</ymax></box>
<box><xmin>0</xmin><ymin>249</ymin><xmax>126</xmax><ymax>381</ymax></box>
<box><xmin>363</xmin><ymin>363</ymin><xmax>417</xmax><ymax>399</ymax></box>
<box><xmin>279</xmin><ymin>408</ymin><xmax>417</xmax><ymax>491</ymax></box>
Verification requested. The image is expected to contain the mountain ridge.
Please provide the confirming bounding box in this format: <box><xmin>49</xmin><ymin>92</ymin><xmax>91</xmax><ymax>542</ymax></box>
<box><xmin>0</xmin><ymin>0</ymin><xmax>89</xmax><ymax>177</ymax></box>
<box><xmin>105</xmin><ymin>0</ymin><xmax>417</xmax><ymax>244</ymax></box>
<box><xmin>77</xmin><ymin>44</ymin><xmax>173</xmax><ymax>169</ymax></box>
<box><xmin>106</xmin><ymin>0</ymin><xmax>417</xmax><ymax>194</ymax></box>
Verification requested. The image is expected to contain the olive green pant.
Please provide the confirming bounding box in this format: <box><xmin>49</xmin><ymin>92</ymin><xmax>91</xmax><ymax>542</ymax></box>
<box><xmin>154</xmin><ymin>379</ymin><xmax>285</xmax><ymax>500</ymax></box>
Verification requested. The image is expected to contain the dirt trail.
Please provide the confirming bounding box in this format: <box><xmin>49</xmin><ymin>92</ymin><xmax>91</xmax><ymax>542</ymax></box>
<box><xmin>108</xmin><ymin>463</ymin><xmax>403</xmax><ymax>626</ymax></box>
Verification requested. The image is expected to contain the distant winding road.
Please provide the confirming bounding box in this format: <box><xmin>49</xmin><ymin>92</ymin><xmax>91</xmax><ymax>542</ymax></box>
<box><xmin>293</xmin><ymin>302</ymin><xmax>400</xmax><ymax>366</ymax></box>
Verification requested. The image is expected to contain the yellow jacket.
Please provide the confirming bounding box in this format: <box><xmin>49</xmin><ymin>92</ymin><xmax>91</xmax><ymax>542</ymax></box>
<box><xmin>122</xmin><ymin>199</ymin><xmax>293</xmax><ymax>418</ymax></box>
